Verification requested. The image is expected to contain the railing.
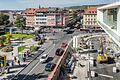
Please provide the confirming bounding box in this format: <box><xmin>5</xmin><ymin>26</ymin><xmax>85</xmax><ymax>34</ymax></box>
<box><xmin>48</xmin><ymin>39</ymin><xmax>72</xmax><ymax>80</ymax></box>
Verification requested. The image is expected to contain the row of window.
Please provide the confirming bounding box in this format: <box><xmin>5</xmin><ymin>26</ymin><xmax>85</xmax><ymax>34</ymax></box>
<box><xmin>36</xmin><ymin>15</ymin><xmax>47</xmax><ymax>17</ymax></box>
<box><xmin>85</xmin><ymin>18</ymin><xmax>96</xmax><ymax>21</ymax></box>
<box><xmin>36</xmin><ymin>18</ymin><xmax>46</xmax><ymax>20</ymax></box>
<box><xmin>84</xmin><ymin>21</ymin><xmax>97</xmax><ymax>25</ymax></box>
<box><xmin>27</xmin><ymin>22</ymin><xmax>34</xmax><ymax>24</ymax></box>
<box><xmin>84</xmin><ymin>15</ymin><xmax>96</xmax><ymax>17</ymax></box>
<box><xmin>89</xmin><ymin>11</ymin><xmax>97</xmax><ymax>13</ymax></box>
<box><xmin>36</xmin><ymin>22</ymin><xmax>46</xmax><ymax>24</ymax></box>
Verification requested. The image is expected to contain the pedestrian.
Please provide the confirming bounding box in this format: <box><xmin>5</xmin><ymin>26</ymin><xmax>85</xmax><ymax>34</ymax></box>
<box><xmin>18</xmin><ymin>60</ymin><xmax>20</xmax><ymax>65</ymax></box>
<box><xmin>24</xmin><ymin>53</ymin><xmax>26</xmax><ymax>58</ymax></box>
<box><xmin>23</xmin><ymin>57</ymin><xmax>26</xmax><ymax>62</ymax></box>
<box><xmin>14</xmin><ymin>57</ymin><xmax>17</xmax><ymax>62</ymax></box>
<box><xmin>11</xmin><ymin>52</ymin><xmax>14</xmax><ymax>56</ymax></box>
<box><xmin>11</xmin><ymin>60</ymin><xmax>14</xmax><ymax>66</ymax></box>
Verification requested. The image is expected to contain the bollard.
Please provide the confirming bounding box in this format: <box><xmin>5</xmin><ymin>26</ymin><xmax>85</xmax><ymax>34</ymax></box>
<box><xmin>113</xmin><ymin>67</ymin><xmax>117</xmax><ymax>73</ymax></box>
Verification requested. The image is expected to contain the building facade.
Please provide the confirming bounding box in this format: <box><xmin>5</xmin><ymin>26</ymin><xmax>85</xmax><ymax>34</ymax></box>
<box><xmin>97</xmin><ymin>2</ymin><xmax>120</xmax><ymax>49</ymax></box>
<box><xmin>23</xmin><ymin>8</ymin><xmax>37</xmax><ymax>27</ymax></box>
<box><xmin>24</xmin><ymin>8</ymin><xmax>69</xmax><ymax>28</ymax></box>
<box><xmin>83</xmin><ymin>7</ymin><xmax>98</xmax><ymax>29</ymax></box>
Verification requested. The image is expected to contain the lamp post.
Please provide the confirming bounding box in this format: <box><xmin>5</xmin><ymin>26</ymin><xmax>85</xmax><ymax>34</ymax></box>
<box><xmin>88</xmin><ymin>29</ymin><xmax>93</xmax><ymax>79</ymax></box>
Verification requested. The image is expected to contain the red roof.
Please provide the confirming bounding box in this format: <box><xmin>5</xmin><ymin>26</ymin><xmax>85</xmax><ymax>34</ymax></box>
<box><xmin>84</xmin><ymin>7</ymin><xmax>97</xmax><ymax>14</ymax></box>
<box><xmin>24</xmin><ymin>8</ymin><xmax>37</xmax><ymax>16</ymax></box>
<box><xmin>36</xmin><ymin>8</ymin><xmax>49</xmax><ymax>12</ymax></box>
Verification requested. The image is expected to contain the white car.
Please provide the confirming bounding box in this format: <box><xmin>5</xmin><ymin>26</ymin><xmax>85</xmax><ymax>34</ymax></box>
<box><xmin>40</xmin><ymin>54</ymin><xmax>48</xmax><ymax>63</ymax></box>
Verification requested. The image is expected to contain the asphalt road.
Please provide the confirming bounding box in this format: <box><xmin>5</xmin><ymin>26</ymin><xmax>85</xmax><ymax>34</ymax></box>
<box><xmin>12</xmin><ymin>30</ymin><xmax>80</xmax><ymax>80</ymax></box>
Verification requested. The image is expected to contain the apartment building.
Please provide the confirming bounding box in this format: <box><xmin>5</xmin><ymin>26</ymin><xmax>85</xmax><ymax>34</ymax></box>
<box><xmin>35</xmin><ymin>8</ymin><xmax>48</xmax><ymax>27</ymax></box>
<box><xmin>83</xmin><ymin>7</ymin><xmax>98</xmax><ymax>29</ymax></box>
<box><xmin>24</xmin><ymin>8</ymin><xmax>37</xmax><ymax>27</ymax></box>
<box><xmin>24</xmin><ymin>8</ymin><xmax>69</xmax><ymax>28</ymax></box>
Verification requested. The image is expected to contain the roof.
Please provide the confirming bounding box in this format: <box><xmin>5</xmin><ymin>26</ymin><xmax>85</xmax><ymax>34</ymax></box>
<box><xmin>36</xmin><ymin>8</ymin><xmax>49</xmax><ymax>12</ymax></box>
<box><xmin>24</xmin><ymin>8</ymin><xmax>37</xmax><ymax>16</ymax></box>
<box><xmin>84</xmin><ymin>7</ymin><xmax>97</xmax><ymax>14</ymax></box>
<box><xmin>98</xmin><ymin>2</ymin><xmax>120</xmax><ymax>10</ymax></box>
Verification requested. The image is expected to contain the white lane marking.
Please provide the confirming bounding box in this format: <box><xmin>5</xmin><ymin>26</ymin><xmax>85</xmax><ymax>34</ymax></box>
<box><xmin>22</xmin><ymin>44</ymin><xmax>55</xmax><ymax>80</ymax></box>
<box><xmin>98</xmin><ymin>73</ymin><xmax>114</xmax><ymax>78</ymax></box>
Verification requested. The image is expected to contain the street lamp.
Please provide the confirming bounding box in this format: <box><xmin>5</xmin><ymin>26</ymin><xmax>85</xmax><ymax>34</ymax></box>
<box><xmin>88</xmin><ymin>29</ymin><xmax>93</xmax><ymax>79</ymax></box>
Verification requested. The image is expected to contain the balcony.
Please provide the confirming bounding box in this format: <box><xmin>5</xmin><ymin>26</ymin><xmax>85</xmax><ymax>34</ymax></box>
<box><xmin>98</xmin><ymin>21</ymin><xmax>120</xmax><ymax>47</ymax></box>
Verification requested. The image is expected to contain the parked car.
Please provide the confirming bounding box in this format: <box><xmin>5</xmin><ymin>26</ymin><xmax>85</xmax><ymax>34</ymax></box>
<box><xmin>39</xmin><ymin>54</ymin><xmax>48</xmax><ymax>63</ymax></box>
<box><xmin>45</xmin><ymin>62</ymin><xmax>56</xmax><ymax>71</ymax></box>
<box><xmin>113</xmin><ymin>52</ymin><xmax>120</xmax><ymax>57</ymax></box>
<box><xmin>55</xmin><ymin>48</ymin><xmax>64</xmax><ymax>56</ymax></box>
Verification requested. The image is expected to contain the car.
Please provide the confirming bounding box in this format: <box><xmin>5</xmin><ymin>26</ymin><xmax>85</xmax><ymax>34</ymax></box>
<box><xmin>60</xmin><ymin>42</ymin><xmax>67</xmax><ymax>48</ymax></box>
<box><xmin>55</xmin><ymin>48</ymin><xmax>64</xmax><ymax>56</ymax></box>
<box><xmin>39</xmin><ymin>54</ymin><xmax>48</xmax><ymax>63</ymax></box>
<box><xmin>45</xmin><ymin>62</ymin><xmax>56</xmax><ymax>71</ymax></box>
<box><xmin>114</xmin><ymin>52</ymin><xmax>120</xmax><ymax>57</ymax></box>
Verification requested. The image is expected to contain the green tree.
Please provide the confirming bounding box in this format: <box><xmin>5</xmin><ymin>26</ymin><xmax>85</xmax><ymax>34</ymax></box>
<box><xmin>6</xmin><ymin>32</ymin><xmax>12</xmax><ymax>44</ymax></box>
<box><xmin>14</xmin><ymin>16</ymin><xmax>26</xmax><ymax>33</ymax></box>
<box><xmin>0</xmin><ymin>36</ymin><xmax>6</xmax><ymax>47</ymax></box>
<box><xmin>0</xmin><ymin>13</ymin><xmax>10</xmax><ymax>26</ymax></box>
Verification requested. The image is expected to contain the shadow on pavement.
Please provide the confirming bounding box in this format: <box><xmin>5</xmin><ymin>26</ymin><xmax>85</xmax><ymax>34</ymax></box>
<box><xmin>11</xmin><ymin>73</ymin><xmax>48</xmax><ymax>80</ymax></box>
<box><xmin>10</xmin><ymin>64</ymin><xmax>27</xmax><ymax>69</ymax></box>
<box><xmin>107</xmin><ymin>57</ymin><xmax>115</xmax><ymax>64</ymax></box>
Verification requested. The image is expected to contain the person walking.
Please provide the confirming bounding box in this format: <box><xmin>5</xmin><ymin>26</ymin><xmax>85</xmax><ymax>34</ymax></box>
<box><xmin>14</xmin><ymin>57</ymin><xmax>17</xmax><ymax>62</ymax></box>
<box><xmin>11</xmin><ymin>52</ymin><xmax>14</xmax><ymax>56</ymax></box>
<box><xmin>18</xmin><ymin>60</ymin><xmax>20</xmax><ymax>65</ymax></box>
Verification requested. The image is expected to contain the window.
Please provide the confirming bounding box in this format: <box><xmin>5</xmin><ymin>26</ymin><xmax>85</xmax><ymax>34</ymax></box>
<box><xmin>36</xmin><ymin>22</ymin><xmax>38</xmax><ymax>24</ymax></box>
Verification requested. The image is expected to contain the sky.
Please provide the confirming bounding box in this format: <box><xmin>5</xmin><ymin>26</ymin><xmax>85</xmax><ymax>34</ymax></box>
<box><xmin>0</xmin><ymin>0</ymin><xmax>116</xmax><ymax>10</ymax></box>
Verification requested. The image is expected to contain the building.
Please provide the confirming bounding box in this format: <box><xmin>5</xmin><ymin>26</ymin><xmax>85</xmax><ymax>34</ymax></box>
<box><xmin>23</xmin><ymin>8</ymin><xmax>37</xmax><ymax>28</ymax></box>
<box><xmin>35</xmin><ymin>8</ymin><xmax>48</xmax><ymax>27</ymax></box>
<box><xmin>83</xmin><ymin>7</ymin><xmax>99</xmax><ymax>29</ymax></box>
<box><xmin>24</xmin><ymin>8</ymin><xmax>69</xmax><ymax>28</ymax></box>
<box><xmin>97</xmin><ymin>2</ymin><xmax>120</xmax><ymax>49</ymax></box>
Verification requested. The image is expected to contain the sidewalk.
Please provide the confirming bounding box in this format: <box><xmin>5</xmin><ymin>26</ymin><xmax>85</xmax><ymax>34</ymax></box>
<box><xmin>0</xmin><ymin>38</ymin><xmax>52</xmax><ymax>79</ymax></box>
<box><xmin>71</xmin><ymin>60</ymin><xmax>88</xmax><ymax>80</ymax></box>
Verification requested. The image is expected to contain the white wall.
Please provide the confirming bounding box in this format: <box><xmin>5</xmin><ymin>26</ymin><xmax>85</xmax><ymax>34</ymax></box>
<box><xmin>117</xmin><ymin>7</ymin><xmax>120</xmax><ymax>34</ymax></box>
<box><xmin>97</xmin><ymin>9</ymin><xmax>103</xmax><ymax>22</ymax></box>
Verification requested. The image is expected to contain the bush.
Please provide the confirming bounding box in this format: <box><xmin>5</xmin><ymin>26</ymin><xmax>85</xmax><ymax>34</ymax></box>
<box><xmin>30</xmin><ymin>45</ymin><xmax>38</xmax><ymax>52</ymax></box>
<box><xmin>2</xmin><ymin>46</ymin><xmax>13</xmax><ymax>52</ymax></box>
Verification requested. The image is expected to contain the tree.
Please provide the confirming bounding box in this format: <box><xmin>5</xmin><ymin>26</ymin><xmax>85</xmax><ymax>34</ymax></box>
<box><xmin>14</xmin><ymin>16</ymin><xmax>26</xmax><ymax>33</ymax></box>
<box><xmin>0</xmin><ymin>13</ymin><xmax>10</xmax><ymax>26</ymax></box>
<box><xmin>0</xmin><ymin>36</ymin><xmax>6</xmax><ymax>47</ymax></box>
<box><xmin>6</xmin><ymin>32</ymin><xmax>12</xmax><ymax>45</ymax></box>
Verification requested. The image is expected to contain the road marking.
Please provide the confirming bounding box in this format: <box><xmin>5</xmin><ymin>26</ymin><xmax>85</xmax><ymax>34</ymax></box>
<box><xmin>98</xmin><ymin>73</ymin><xmax>114</xmax><ymax>78</ymax></box>
<box><xmin>22</xmin><ymin>44</ymin><xmax>55</xmax><ymax>80</ymax></box>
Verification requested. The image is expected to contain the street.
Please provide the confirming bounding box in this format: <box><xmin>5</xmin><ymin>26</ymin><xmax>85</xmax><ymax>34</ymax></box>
<box><xmin>12</xmin><ymin>29</ymin><xmax>80</xmax><ymax>80</ymax></box>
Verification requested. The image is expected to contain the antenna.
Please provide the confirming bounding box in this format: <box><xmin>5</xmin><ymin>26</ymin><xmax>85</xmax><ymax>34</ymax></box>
<box><xmin>39</xmin><ymin>5</ymin><xmax>41</xmax><ymax>8</ymax></box>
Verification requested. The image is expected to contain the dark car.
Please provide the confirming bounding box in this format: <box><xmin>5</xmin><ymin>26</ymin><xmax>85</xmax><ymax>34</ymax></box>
<box><xmin>55</xmin><ymin>48</ymin><xmax>64</xmax><ymax>56</ymax></box>
<box><xmin>45</xmin><ymin>62</ymin><xmax>56</xmax><ymax>71</ymax></box>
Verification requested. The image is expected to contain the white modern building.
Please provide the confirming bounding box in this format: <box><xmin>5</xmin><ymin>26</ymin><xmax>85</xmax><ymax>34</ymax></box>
<box><xmin>97</xmin><ymin>1</ymin><xmax>120</xmax><ymax>49</ymax></box>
